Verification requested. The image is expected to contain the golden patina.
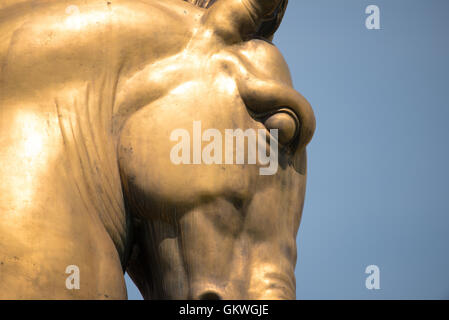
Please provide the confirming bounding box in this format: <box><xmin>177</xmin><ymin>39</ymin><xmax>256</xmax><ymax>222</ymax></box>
<box><xmin>0</xmin><ymin>0</ymin><xmax>315</xmax><ymax>299</ymax></box>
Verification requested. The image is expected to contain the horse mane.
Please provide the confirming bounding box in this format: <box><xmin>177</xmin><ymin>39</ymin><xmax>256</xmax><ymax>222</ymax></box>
<box><xmin>183</xmin><ymin>0</ymin><xmax>289</xmax><ymax>40</ymax></box>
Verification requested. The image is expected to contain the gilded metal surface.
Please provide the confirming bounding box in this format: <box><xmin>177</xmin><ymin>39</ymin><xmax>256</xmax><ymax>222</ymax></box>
<box><xmin>0</xmin><ymin>0</ymin><xmax>315</xmax><ymax>299</ymax></box>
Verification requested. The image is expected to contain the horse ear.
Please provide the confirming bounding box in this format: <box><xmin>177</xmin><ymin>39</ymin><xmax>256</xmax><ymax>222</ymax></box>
<box><xmin>255</xmin><ymin>0</ymin><xmax>288</xmax><ymax>40</ymax></box>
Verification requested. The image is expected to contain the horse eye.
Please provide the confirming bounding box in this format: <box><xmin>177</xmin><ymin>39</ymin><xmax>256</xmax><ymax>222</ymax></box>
<box><xmin>263</xmin><ymin>109</ymin><xmax>299</xmax><ymax>145</ymax></box>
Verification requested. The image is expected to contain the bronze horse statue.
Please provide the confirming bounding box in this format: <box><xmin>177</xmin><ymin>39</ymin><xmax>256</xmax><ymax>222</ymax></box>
<box><xmin>0</xmin><ymin>0</ymin><xmax>315</xmax><ymax>299</ymax></box>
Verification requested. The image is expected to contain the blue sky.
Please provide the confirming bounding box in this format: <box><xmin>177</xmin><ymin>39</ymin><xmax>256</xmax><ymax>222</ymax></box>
<box><xmin>126</xmin><ymin>0</ymin><xmax>449</xmax><ymax>299</ymax></box>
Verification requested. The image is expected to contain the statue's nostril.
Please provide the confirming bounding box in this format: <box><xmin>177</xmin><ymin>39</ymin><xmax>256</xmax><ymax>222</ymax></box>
<box><xmin>198</xmin><ymin>291</ymin><xmax>222</xmax><ymax>300</ymax></box>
